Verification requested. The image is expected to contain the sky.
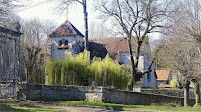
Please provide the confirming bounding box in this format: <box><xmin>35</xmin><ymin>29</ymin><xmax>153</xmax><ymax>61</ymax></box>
<box><xmin>17</xmin><ymin>0</ymin><xmax>97</xmax><ymax>34</ymax></box>
<box><xmin>17</xmin><ymin>0</ymin><xmax>161</xmax><ymax>40</ymax></box>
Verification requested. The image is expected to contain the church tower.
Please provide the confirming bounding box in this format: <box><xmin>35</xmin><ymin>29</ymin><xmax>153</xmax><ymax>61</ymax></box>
<box><xmin>49</xmin><ymin>20</ymin><xmax>84</xmax><ymax>59</ymax></box>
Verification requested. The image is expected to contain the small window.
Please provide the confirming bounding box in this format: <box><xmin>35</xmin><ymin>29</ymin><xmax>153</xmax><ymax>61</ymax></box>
<box><xmin>58</xmin><ymin>39</ymin><xmax>68</xmax><ymax>50</ymax></box>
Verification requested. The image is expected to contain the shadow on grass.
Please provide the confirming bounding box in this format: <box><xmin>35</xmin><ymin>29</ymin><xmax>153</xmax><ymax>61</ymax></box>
<box><xmin>88</xmin><ymin>102</ymin><xmax>139</xmax><ymax>111</ymax></box>
<box><xmin>19</xmin><ymin>103</ymin><xmax>42</xmax><ymax>108</ymax></box>
<box><xmin>52</xmin><ymin>101</ymin><xmax>140</xmax><ymax>111</ymax></box>
<box><xmin>0</xmin><ymin>104</ymin><xmax>30</xmax><ymax>112</ymax></box>
<box><xmin>102</xmin><ymin>104</ymin><xmax>124</xmax><ymax>111</ymax></box>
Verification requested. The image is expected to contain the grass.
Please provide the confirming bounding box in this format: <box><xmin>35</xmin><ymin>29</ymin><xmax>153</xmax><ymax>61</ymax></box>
<box><xmin>0</xmin><ymin>104</ymin><xmax>65</xmax><ymax>112</ymax></box>
<box><xmin>53</xmin><ymin>101</ymin><xmax>201</xmax><ymax>112</ymax></box>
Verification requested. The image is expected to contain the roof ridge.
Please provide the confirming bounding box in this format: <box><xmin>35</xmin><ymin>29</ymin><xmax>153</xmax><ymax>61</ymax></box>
<box><xmin>49</xmin><ymin>20</ymin><xmax>84</xmax><ymax>37</ymax></box>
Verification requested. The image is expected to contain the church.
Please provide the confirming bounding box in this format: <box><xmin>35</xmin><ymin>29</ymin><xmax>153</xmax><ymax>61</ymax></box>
<box><xmin>48</xmin><ymin>20</ymin><xmax>158</xmax><ymax>89</ymax></box>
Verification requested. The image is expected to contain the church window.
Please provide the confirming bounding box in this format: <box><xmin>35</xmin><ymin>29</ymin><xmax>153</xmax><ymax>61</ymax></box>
<box><xmin>58</xmin><ymin>39</ymin><xmax>68</xmax><ymax>50</ymax></box>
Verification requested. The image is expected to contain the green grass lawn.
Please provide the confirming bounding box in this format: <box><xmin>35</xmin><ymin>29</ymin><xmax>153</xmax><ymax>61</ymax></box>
<box><xmin>0</xmin><ymin>104</ymin><xmax>65</xmax><ymax>112</ymax></box>
<box><xmin>53</xmin><ymin>101</ymin><xmax>201</xmax><ymax>112</ymax></box>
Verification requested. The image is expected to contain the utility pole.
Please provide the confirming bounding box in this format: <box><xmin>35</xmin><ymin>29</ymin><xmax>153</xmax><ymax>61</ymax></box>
<box><xmin>82</xmin><ymin>0</ymin><xmax>88</xmax><ymax>51</ymax></box>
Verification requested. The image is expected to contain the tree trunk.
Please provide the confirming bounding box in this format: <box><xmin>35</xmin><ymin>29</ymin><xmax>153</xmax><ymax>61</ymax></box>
<box><xmin>83</xmin><ymin>0</ymin><xmax>88</xmax><ymax>51</ymax></box>
<box><xmin>184</xmin><ymin>80</ymin><xmax>190</xmax><ymax>106</ymax></box>
<box><xmin>127</xmin><ymin>35</ymin><xmax>135</xmax><ymax>91</ymax></box>
<box><xmin>194</xmin><ymin>81</ymin><xmax>200</xmax><ymax>107</ymax></box>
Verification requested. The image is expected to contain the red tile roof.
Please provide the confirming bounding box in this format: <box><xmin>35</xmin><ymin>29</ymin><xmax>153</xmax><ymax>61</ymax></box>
<box><xmin>88</xmin><ymin>37</ymin><xmax>143</xmax><ymax>60</ymax></box>
<box><xmin>49</xmin><ymin>20</ymin><xmax>84</xmax><ymax>37</ymax></box>
<box><xmin>156</xmin><ymin>70</ymin><xmax>170</xmax><ymax>81</ymax></box>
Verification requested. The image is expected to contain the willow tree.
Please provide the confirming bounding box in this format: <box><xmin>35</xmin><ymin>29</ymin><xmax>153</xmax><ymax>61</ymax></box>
<box><xmin>95</xmin><ymin>0</ymin><xmax>173</xmax><ymax>90</ymax></box>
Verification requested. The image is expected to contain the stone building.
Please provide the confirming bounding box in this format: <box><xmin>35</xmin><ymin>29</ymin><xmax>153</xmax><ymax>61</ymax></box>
<box><xmin>48</xmin><ymin>20</ymin><xmax>157</xmax><ymax>89</ymax></box>
<box><xmin>49</xmin><ymin>20</ymin><xmax>84</xmax><ymax>59</ymax></box>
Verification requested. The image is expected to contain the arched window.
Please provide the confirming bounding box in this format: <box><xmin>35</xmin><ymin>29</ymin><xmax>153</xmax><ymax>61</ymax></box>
<box><xmin>58</xmin><ymin>39</ymin><xmax>68</xmax><ymax>50</ymax></box>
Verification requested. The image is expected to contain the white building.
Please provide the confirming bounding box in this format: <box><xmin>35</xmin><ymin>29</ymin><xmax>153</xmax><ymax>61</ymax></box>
<box><xmin>49</xmin><ymin>20</ymin><xmax>157</xmax><ymax>89</ymax></box>
<box><xmin>49</xmin><ymin>20</ymin><xmax>84</xmax><ymax>59</ymax></box>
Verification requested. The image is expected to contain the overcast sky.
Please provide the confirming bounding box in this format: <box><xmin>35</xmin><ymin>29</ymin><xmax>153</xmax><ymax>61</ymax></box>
<box><xmin>17</xmin><ymin>0</ymin><xmax>98</xmax><ymax>34</ymax></box>
<box><xmin>17</xmin><ymin>0</ymin><xmax>160</xmax><ymax>40</ymax></box>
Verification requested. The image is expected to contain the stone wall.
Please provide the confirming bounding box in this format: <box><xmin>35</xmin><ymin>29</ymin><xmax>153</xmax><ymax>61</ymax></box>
<box><xmin>103</xmin><ymin>89</ymin><xmax>195</xmax><ymax>106</ymax></box>
<box><xmin>17</xmin><ymin>84</ymin><xmax>195</xmax><ymax>106</ymax></box>
<box><xmin>17</xmin><ymin>84</ymin><xmax>103</xmax><ymax>101</ymax></box>
<box><xmin>0</xmin><ymin>83</ymin><xmax>13</xmax><ymax>99</ymax></box>
<box><xmin>141</xmin><ymin>89</ymin><xmax>196</xmax><ymax>99</ymax></box>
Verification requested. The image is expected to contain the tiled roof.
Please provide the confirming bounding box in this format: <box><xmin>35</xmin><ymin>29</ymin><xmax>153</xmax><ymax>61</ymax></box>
<box><xmin>49</xmin><ymin>20</ymin><xmax>84</xmax><ymax>37</ymax></box>
<box><xmin>88</xmin><ymin>37</ymin><xmax>142</xmax><ymax>60</ymax></box>
<box><xmin>156</xmin><ymin>70</ymin><xmax>170</xmax><ymax>81</ymax></box>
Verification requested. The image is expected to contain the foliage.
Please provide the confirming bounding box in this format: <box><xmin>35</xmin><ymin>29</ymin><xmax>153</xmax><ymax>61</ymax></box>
<box><xmin>170</xmin><ymin>79</ymin><xmax>179</xmax><ymax>87</ymax></box>
<box><xmin>46</xmin><ymin>51</ymin><xmax>131</xmax><ymax>90</ymax></box>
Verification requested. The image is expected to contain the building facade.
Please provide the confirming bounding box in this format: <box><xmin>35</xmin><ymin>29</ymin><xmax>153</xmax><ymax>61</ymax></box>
<box><xmin>49</xmin><ymin>20</ymin><xmax>157</xmax><ymax>89</ymax></box>
<box><xmin>49</xmin><ymin>20</ymin><xmax>84</xmax><ymax>59</ymax></box>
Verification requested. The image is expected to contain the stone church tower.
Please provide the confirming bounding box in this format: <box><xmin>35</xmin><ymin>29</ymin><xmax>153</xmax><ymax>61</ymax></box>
<box><xmin>49</xmin><ymin>20</ymin><xmax>84</xmax><ymax>59</ymax></box>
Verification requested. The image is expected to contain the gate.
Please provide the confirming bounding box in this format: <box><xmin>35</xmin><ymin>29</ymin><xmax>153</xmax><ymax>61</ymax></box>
<box><xmin>0</xmin><ymin>26</ymin><xmax>22</xmax><ymax>99</ymax></box>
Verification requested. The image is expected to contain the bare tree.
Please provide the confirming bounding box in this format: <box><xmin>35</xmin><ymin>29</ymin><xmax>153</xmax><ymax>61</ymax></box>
<box><xmin>180</xmin><ymin>0</ymin><xmax>201</xmax><ymax>53</ymax></box>
<box><xmin>94</xmin><ymin>0</ymin><xmax>173</xmax><ymax>90</ymax></box>
<box><xmin>0</xmin><ymin>0</ymin><xmax>33</xmax><ymax>25</ymax></box>
<box><xmin>0</xmin><ymin>0</ymin><xmax>15</xmax><ymax>22</ymax></box>
<box><xmin>154</xmin><ymin>21</ymin><xmax>201</xmax><ymax>106</ymax></box>
<box><xmin>21</xmin><ymin>18</ymin><xmax>56</xmax><ymax>84</ymax></box>
<box><xmin>51</xmin><ymin>0</ymin><xmax>89</xmax><ymax>50</ymax></box>
<box><xmin>162</xmin><ymin>0</ymin><xmax>201</xmax><ymax>106</ymax></box>
<box><xmin>0</xmin><ymin>0</ymin><xmax>22</xmax><ymax>29</ymax></box>
<box><xmin>161</xmin><ymin>35</ymin><xmax>200</xmax><ymax>106</ymax></box>
<box><xmin>89</xmin><ymin>21</ymin><xmax>113</xmax><ymax>38</ymax></box>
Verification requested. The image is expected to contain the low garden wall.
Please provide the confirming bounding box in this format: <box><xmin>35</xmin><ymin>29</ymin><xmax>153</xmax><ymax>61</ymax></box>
<box><xmin>17</xmin><ymin>84</ymin><xmax>195</xmax><ymax>106</ymax></box>
<box><xmin>0</xmin><ymin>83</ymin><xmax>13</xmax><ymax>99</ymax></box>
<box><xmin>141</xmin><ymin>89</ymin><xmax>196</xmax><ymax>99</ymax></box>
<box><xmin>17</xmin><ymin>84</ymin><xmax>103</xmax><ymax>101</ymax></box>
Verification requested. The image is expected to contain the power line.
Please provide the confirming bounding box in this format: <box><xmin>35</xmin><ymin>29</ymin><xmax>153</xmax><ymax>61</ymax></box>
<box><xmin>18</xmin><ymin>0</ymin><xmax>48</xmax><ymax>12</ymax></box>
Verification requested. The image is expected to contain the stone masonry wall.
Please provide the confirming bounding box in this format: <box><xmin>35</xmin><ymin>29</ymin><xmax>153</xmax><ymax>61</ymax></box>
<box><xmin>17</xmin><ymin>84</ymin><xmax>103</xmax><ymax>101</ymax></box>
<box><xmin>17</xmin><ymin>84</ymin><xmax>195</xmax><ymax>106</ymax></box>
<box><xmin>103</xmin><ymin>88</ymin><xmax>195</xmax><ymax>106</ymax></box>
<box><xmin>141</xmin><ymin>89</ymin><xmax>196</xmax><ymax>99</ymax></box>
